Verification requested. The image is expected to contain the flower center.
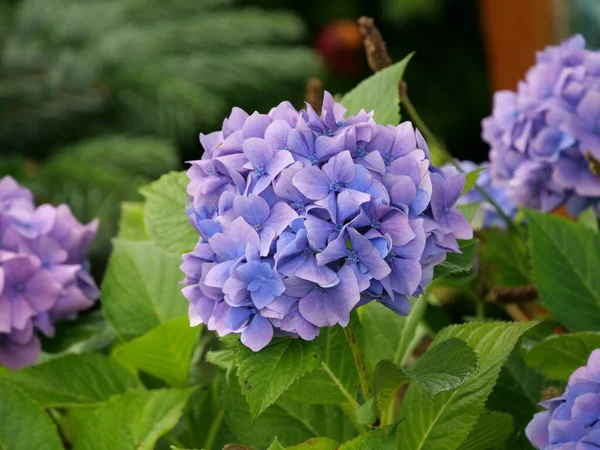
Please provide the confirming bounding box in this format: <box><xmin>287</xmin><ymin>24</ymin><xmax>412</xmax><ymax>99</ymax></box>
<box><xmin>443</xmin><ymin>206</ymin><xmax>450</xmax><ymax>213</ymax></box>
<box><xmin>346</xmin><ymin>251</ymin><xmax>359</xmax><ymax>263</ymax></box>
<box><xmin>302</xmin><ymin>247</ymin><xmax>313</xmax><ymax>261</ymax></box>
<box><xmin>309</xmin><ymin>154</ymin><xmax>319</xmax><ymax>165</ymax></box>
<box><xmin>370</xmin><ymin>219</ymin><xmax>381</xmax><ymax>229</ymax></box>
<box><xmin>334</xmin><ymin>223</ymin><xmax>343</xmax><ymax>232</ymax></box>
<box><xmin>323</xmin><ymin>128</ymin><xmax>334</xmax><ymax>137</ymax></box>
<box><xmin>254</xmin><ymin>223</ymin><xmax>263</xmax><ymax>231</ymax></box>
<box><xmin>336</xmin><ymin>120</ymin><xmax>345</xmax><ymax>127</ymax></box>
<box><xmin>15</xmin><ymin>284</ymin><xmax>26</xmax><ymax>293</ymax></box>
<box><xmin>357</xmin><ymin>146</ymin><xmax>367</xmax><ymax>157</ymax></box>
<box><xmin>255</xmin><ymin>166</ymin><xmax>266</xmax><ymax>176</ymax></box>
<box><xmin>279</xmin><ymin>145</ymin><xmax>289</xmax><ymax>151</ymax></box>
<box><xmin>384</xmin><ymin>153</ymin><xmax>396</xmax><ymax>166</ymax></box>
<box><xmin>329</xmin><ymin>181</ymin><xmax>340</xmax><ymax>192</ymax></box>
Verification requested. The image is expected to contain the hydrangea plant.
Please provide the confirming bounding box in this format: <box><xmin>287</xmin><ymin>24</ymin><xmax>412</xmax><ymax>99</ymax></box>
<box><xmin>483</xmin><ymin>34</ymin><xmax>600</xmax><ymax>217</ymax></box>
<box><xmin>0</xmin><ymin>176</ymin><xmax>98</xmax><ymax>369</ymax></box>
<box><xmin>180</xmin><ymin>91</ymin><xmax>472</xmax><ymax>351</ymax></box>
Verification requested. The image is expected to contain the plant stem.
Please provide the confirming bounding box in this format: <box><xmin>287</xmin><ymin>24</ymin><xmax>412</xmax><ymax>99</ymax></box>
<box><xmin>203</xmin><ymin>409</ymin><xmax>224</xmax><ymax>450</ymax></box>
<box><xmin>343</xmin><ymin>322</ymin><xmax>373</xmax><ymax>400</ymax></box>
<box><xmin>400</xmin><ymin>91</ymin><xmax>528</xmax><ymax>250</ymax></box>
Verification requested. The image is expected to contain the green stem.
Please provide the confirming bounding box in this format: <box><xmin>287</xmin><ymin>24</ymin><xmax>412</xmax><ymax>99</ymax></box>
<box><xmin>203</xmin><ymin>409</ymin><xmax>224</xmax><ymax>450</ymax></box>
<box><xmin>343</xmin><ymin>322</ymin><xmax>373</xmax><ymax>400</ymax></box>
<box><xmin>400</xmin><ymin>92</ymin><xmax>528</xmax><ymax>251</ymax></box>
<box><xmin>380</xmin><ymin>389</ymin><xmax>398</xmax><ymax>427</ymax></box>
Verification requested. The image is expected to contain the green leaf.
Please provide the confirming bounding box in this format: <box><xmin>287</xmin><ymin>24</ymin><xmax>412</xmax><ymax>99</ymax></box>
<box><xmin>338</xmin><ymin>428</ymin><xmax>397</xmax><ymax>450</ymax></box>
<box><xmin>102</xmin><ymin>239</ymin><xmax>187</xmax><ymax>341</ymax></box>
<box><xmin>0</xmin><ymin>379</ymin><xmax>63</xmax><ymax>450</ymax></box>
<box><xmin>375</xmin><ymin>338</ymin><xmax>478</xmax><ymax>411</ymax></box>
<box><xmin>356</xmin><ymin>397</ymin><xmax>377</xmax><ymax>426</ymax></box>
<box><xmin>525</xmin><ymin>210</ymin><xmax>600</xmax><ymax>331</ymax></box>
<box><xmin>113</xmin><ymin>316</ymin><xmax>201</xmax><ymax>387</ymax></box>
<box><xmin>39</xmin><ymin>310</ymin><xmax>115</xmax><ymax>355</ymax></box>
<box><xmin>433</xmin><ymin>238</ymin><xmax>477</xmax><ymax>279</ymax></box>
<box><xmin>287</xmin><ymin>437</ymin><xmax>340</xmax><ymax>450</ymax></box>
<box><xmin>459</xmin><ymin>411</ymin><xmax>514</xmax><ymax>450</ymax></box>
<box><xmin>479</xmin><ymin>228</ymin><xmax>530</xmax><ymax>287</ymax></box>
<box><xmin>118</xmin><ymin>201</ymin><xmax>150</xmax><ymax>240</ymax></box>
<box><xmin>286</xmin><ymin>326</ymin><xmax>358</xmax><ymax>405</ymax></box>
<box><xmin>357</xmin><ymin>297</ymin><xmax>427</xmax><ymax>370</ymax></box>
<box><xmin>397</xmin><ymin>321</ymin><xmax>536</xmax><ymax>450</ymax></box>
<box><xmin>462</xmin><ymin>168</ymin><xmax>485</xmax><ymax>195</ymax></box>
<box><xmin>3</xmin><ymin>353</ymin><xmax>143</xmax><ymax>408</ymax></box>
<box><xmin>141</xmin><ymin>171</ymin><xmax>197</xmax><ymax>255</ymax></box>
<box><xmin>73</xmin><ymin>388</ymin><xmax>194</xmax><ymax>450</ymax></box>
<box><xmin>340</xmin><ymin>54</ymin><xmax>413</xmax><ymax>126</ymax></box>
<box><xmin>219</xmin><ymin>376</ymin><xmax>356</xmax><ymax>448</ymax></box>
<box><xmin>486</xmin><ymin>349</ymin><xmax>543</xmax><ymax>448</ymax></box>
<box><xmin>237</xmin><ymin>338</ymin><xmax>321</xmax><ymax>420</ymax></box>
<box><xmin>267</xmin><ymin>437</ymin><xmax>286</xmax><ymax>450</ymax></box>
<box><xmin>578</xmin><ymin>206</ymin><xmax>598</xmax><ymax>232</ymax></box>
<box><xmin>206</xmin><ymin>349</ymin><xmax>235</xmax><ymax>371</ymax></box>
<box><xmin>457</xmin><ymin>202</ymin><xmax>482</xmax><ymax>223</ymax></box>
<box><xmin>524</xmin><ymin>332</ymin><xmax>600</xmax><ymax>381</ymax></box>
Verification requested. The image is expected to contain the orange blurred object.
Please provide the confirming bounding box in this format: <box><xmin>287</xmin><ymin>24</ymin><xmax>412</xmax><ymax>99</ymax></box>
<box><xmin>315</xmin><ymin>20</ymin><xmax>364</xmax><ymax>76</ymax></box>
<box><xmin>479</xmin><ymin>0</ymin><xmax>556</xmax><ymax>92</ymax></box>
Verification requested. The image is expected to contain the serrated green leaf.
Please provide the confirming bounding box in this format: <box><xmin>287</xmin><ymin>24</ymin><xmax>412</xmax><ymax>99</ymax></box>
<box><xmin>357</xmin><ymin>297</ymin><xmax>427</xmax><ymax>370</ymax></box>
<box><xmin>287</xmin><ymin>437</ymin><xmax>340</xmax><ymax>450</ymax></box>
<box><xmin>218</xmin><ymin>376</ymin><xmax>356</xmax><ymax>448</ymax></box>
<box><xmin>459</xmin><ymin>411</ymin><xmax>514</xmax><ymax>450</ymax></box>
<box><xmin>340</xmin><ymin>54</ymin><xmax>413</xmax><ymax>126</ymax></box>
<box><xmin>118</xmin><ymin>201</ymin><xmax>149</xmax><ymax>240</ymax></box>
<box><xmin>375</xmin><ymin>338</ymin><xmax>478</xmax><ymax>412</ymax></box>
<box><xmin>433</xmin><ymin>239</ymin><xmax>477</xmax><ymax>279</ymax></box>
<box><xmin>206</xmin><ymin>349</ymin><xmax>235</xmax><ymax>371</ymax></box>
<box><xmin>525</xmin><ymin>210</ymin><xmax>600</xmax><ymax>331</ymax></box>
<box><xmin>3</xmin><ymin>353</ymin><xmax>143</xmax><ymax>408</ymax></box>
<box><xmin>102</xmin><ymin>239</ymin><xmax>187</xmax><ymax>341</ymax></box>
<box><xmin>339</xmin><ymin>428</ymin><xmax>396</xmax><ymax>450</ymax></box>
<box><xmin>113</xmin><ymin>316</ymin><xmax>200</xmax><ymax>387</ymax></box>
<box><xmin>0</xmin><ymin>379</ymin><xmax>63</xmax><ymax>450</ymax></box>
<box><xmin>524</xmin><ymin>332</ymin><xmax>600</xmax><ymax>381</ymax></box>
<box><xmin>73</xmin><ymin>388</ymin><xmax>194</xmax><ymax>450</ymax></box>
<box><xmin>237</xmin><ymin>338</ymin><xmax>321</xmax><ymax>420</ymax></box>
<box><xmin>462</xmin><ymin>168</ymin><xmax>485</xmax><ymax>195</ymax></box>
<box><xmin>141</xmin><ymin>171</ymin><xmax>197</xmax><ymax>255</ymax></box>
<box><xmin>578</xmin><ymin>206</ymin><xmax>598</xmax><ymax>232</ymax></box>
<box><xmin>286</xmin><ymin>326</ymin><xmax>358</xmax><ymax>405</ymax></box>
<box><xmin>486</xmin><ymin>349</ymin><xmax>543</xmax><ymax>448</ymax></box>
<box><xmin>267</xmin><ymin>437</ymin><xmax>286</xmax><ymax>450</ymax></box>
<box><xmin>397</xmin><ymin>321</ymin><xmax>536</xmax><ymax>450</ymax></box>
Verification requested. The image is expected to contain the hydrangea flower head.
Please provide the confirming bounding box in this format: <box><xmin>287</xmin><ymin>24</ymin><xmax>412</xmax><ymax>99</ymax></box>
<box><xmin>0</xmin><ymin>176</ymin><xmax>99</xmax><ymax>369</ymax></box>
<box><xmin>526</xmin><ymin>349</ymin><xmax>600</xmax><ymax>449</ymax></box>
<box><xmin>483</xmin><ymin>35</ymin><xmax>600</xmax><ymax>217</ymax></box>
<box><xmin>443</xmin><ymin>161</ymin><xmax>517</xmax><ymax>229</ymax></box>
<box><xmin>182</xmin><ymin>92</ymin><xmax>472</xmax><ymax>351</ymax></box>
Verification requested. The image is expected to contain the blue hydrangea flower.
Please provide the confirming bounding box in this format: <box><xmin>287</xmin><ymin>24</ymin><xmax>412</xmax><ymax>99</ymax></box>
<box><xmin>526</xmin><ymin>349</ymin><xmax>600</xmax><ymax>449</ymax></box>
<box><xmin>483</xmin><ymin>35</ymin><xmax>600</xmax><ymax>218</ymax></box>
<box><xmin>0</xmin><ymin>176</ymin><xmax>99</xmax><ymax>369</ymax></box>
<box><xmin>181</xmin><ymin>92</ymin><xmax>472</xmax><ymax>351</ymax></box>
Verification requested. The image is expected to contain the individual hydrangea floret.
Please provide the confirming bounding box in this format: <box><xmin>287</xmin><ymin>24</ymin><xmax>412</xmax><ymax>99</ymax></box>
<box><xmin>483</xmin><ymin>34</ymin><xmax>600</xmax><ymax>218</ymax></box>
<box><xmin>443</xmin><ymin>161</ymin><xmax>517</xmax><ymax>229</ymax></box>
<box><xmin>181</xmin><ymin>92</ymin><xmax>473</xmax><ymax>351</ymax></box>
<box><xmin>0</xmin><ymin>176</ymin><xmax>99</xmax><ymax>369</ymax></box>
<box><xmin>526</xmin><ymin>349</ymin><xmax>600</xmax><ymax>449</ymax></box>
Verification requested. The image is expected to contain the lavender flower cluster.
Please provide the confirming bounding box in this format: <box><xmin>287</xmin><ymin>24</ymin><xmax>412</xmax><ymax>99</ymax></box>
<box><xmin>0</xmin><ymin>176</ymin><xmax>99</xmax><ymax>369</ymax></box>
<box><xmin>181</xmin><ymin>92</ymin><xmax>472</xmax><ymax>351</ymax></box>
<box><xmin>443</xmin><ymin>161</ymin><xmax>517</xmax><ymax>229</ymax></box>
<box><xmin>526</xmin><ymin>349</ymin><xmax>600</xmax><ymax>449</ymax></box>
<box><xmin>483</xmin><ymin>35</ymin><xmax>600</xmax><ymax>217</ymax></box>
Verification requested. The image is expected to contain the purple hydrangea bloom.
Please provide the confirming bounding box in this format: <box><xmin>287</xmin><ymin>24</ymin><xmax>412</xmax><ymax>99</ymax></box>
<box><xmin>0</xmin><ymin>176</ymin><xmax>99</xmax><ymax>369</ymax></box>
<box><xmin>526</xmin><ymin>349</ymin><xmax>600</xmax><ymax>449</ymax></box>
<box><xmin>443</xmin><ymin>161</ymin><xmax>517</xmax><ymax>229</ymax></box>
<box><xmin>182</xmin><ymin>92</ymin><xmax>472</xmax><ymax>351</ymax></box>
<box><xmin>483</xmin><ymin>35</ymin><xmax>600</xmax><ymax>218</ymax></box>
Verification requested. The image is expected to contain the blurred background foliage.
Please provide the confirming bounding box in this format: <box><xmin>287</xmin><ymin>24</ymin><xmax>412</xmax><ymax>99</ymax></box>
<box><xmin>0</xmin><ymin>0</ymin><xmax>598</xmax><ymax>276</ymax></box>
